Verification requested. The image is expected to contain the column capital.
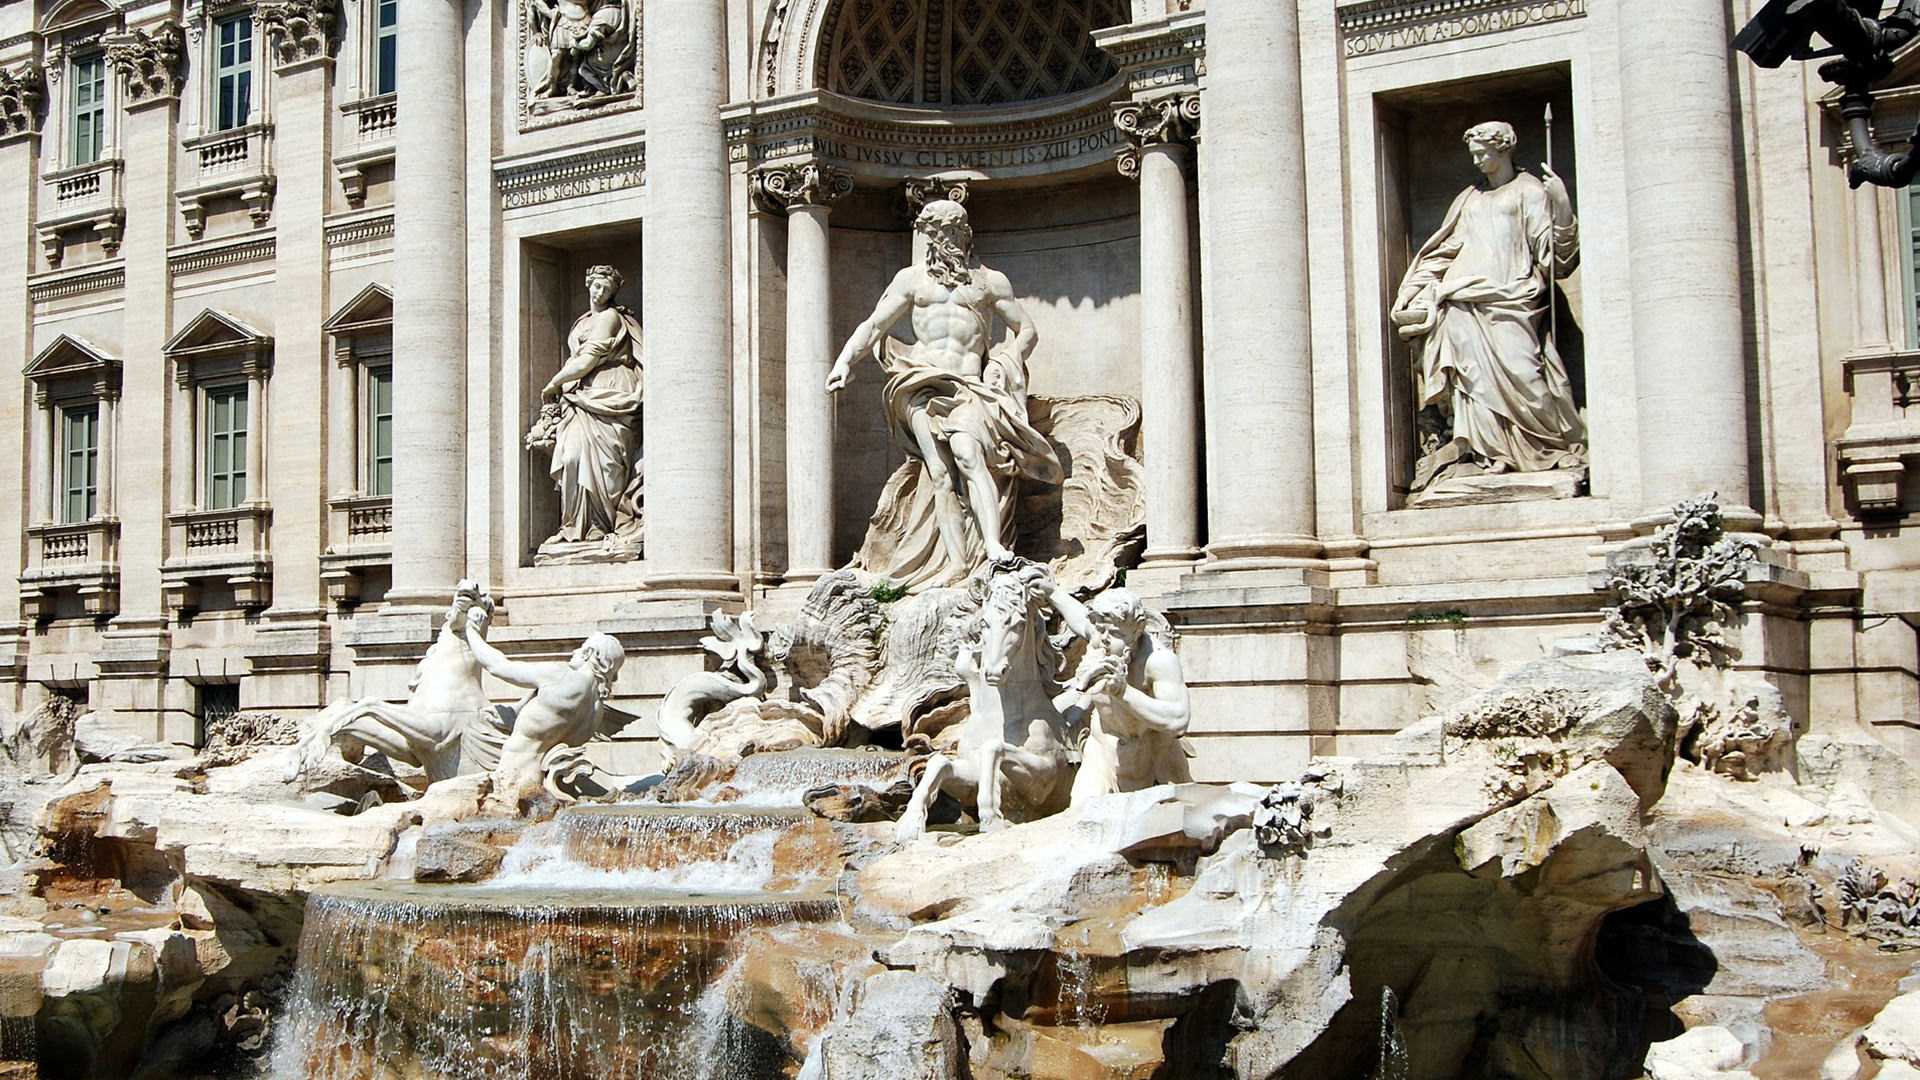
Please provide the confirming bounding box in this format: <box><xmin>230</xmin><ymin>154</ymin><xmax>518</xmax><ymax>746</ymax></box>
<box><xmin>904</xmin><ymin>176</ymin><xmax>970</xmax><ymax>215</ymax></box>
<box><xmin>256</xmin><ymin>0</ymin><xmax>341</xmax><ymax>73</ymax></box>
<box><xmin>0</xmin><ymin>61</ymin><xmax>46</xmax><ymax>142</ymax></box>
<box><xmin>1114</xmin><ymin>92</ymin><xmax>1200</xmax><ymax>179</ymax></box>
<box><xmin>750</xmin><ymin>160</ymin><xmax>854</xmax><ymax>215</ymax></box>
<box><xmin>105</xmin><ymin>21</ymin><xmax>187</xmax><ymax>107</ymax></box>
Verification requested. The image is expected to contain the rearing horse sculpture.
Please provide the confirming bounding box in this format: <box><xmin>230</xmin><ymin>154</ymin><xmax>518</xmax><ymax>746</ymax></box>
<box><xmin>895</xmin><ymin>559</ymin><xmax>1076</xmax><ymax>840</ymax></box>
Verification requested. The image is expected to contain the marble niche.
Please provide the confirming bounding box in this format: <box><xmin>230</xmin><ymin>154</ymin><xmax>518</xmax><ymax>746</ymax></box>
<box><xmin>520</xmin><ymin>243</ymin><xmax>646</xmax><ymax>565</ymax></box>
<box><xmin>1376</xmin><ymin>73</ymin><xmax>1589</xmax><ymax>509</ymax></box>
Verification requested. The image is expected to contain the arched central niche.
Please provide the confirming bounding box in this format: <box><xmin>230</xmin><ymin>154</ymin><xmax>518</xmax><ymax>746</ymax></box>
<box><xmin>819</xmin><ymin>0</ymin><xmax>1126</xmax><ymax>108</ymax></box>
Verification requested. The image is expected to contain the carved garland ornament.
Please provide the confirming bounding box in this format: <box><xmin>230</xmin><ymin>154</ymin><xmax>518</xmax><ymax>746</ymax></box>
<box><xmin>255</xmin><ymin>0</ymin><xmax>340</xmax><ymax>67</ymax></box>
<box><xmin>0</xmin><ymin>61</ymin><xmax>45</xmax><ymax>138</ymax></box>
<box><xmin>1113</xmin><ymin>92</ymin><xmax>1199</xmax><ymax>178</ymax></box>
<box><xmin>104</xmin><ymin>22</ymin><xmax>187</xmax><ymax>103</ymax></box>
<box><xmin>750</xmin><ymin>160</ymin><xmax>855</xmax><ymax>213</ymax></box>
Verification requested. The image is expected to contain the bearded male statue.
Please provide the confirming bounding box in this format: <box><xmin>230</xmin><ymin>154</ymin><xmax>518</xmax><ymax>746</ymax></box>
<box><xmin>827</xmin><ymin>200</ymin><xmax>1063</xmax><ymax>591</ymax></box>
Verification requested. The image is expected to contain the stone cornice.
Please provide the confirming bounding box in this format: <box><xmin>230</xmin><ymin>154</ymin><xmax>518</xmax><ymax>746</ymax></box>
<box><xmin>0</xmin><ymin>60</ymin><xmax>46</xmax><ymax>140</ymax></box>
<box><xmin>28</xmin><ymin>263</ymin><xmax>126</xmax><ymax>304</ymax></box>
<box><xmin>1092</xmin><ymin>12</ymin><xmax>1207</xmax><ymax>97</ymax></box>
<box><xmin>104</xmin><ymin>21</ymin><xmax>186</xmax><ymax>106</ymax></box>
<box><xmin>324</xmin><ymin>211</ymin><xmax>394</xmax><ymax>248</ymax></box>
<box><xmin>168</xmin><ymin>233</ymin><xmax>277</xmax><ymax>277</ymax></box>
<box><xmin>723</xmin><ymin>83</ymin><xmax>1126</xmax><ymax>181</ymax></box>
<box><xmin>494</xmin><ymin>138</ymin><xmax>647</xmax><ymax>210</ymax></box>
<box><xmin>1336</xmin><ymin>0</ymin><xmax>1587</xmax><ymax>57</ymax></box>
<box><xmin>749</xmin><ymin>160</ymin><xmax>853</xmax><ymax>214</ymax></box>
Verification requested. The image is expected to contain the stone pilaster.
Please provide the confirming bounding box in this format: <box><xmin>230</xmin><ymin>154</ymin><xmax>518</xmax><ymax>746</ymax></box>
<box><xmin>1851</xmin><ymin>185</ymin><xmax>1893</xmax><ymax>354</ymax></box>
<box><xmin>1196</xmin><ymin>0</ymin><xmax>1320</xmax><ymax>570</ymax></box>
<box><xmin>1618</xmin><ymin>0</ymin><xmax>1756</xmax><ymax>528</ymax></box>
<box><xmin>643</xmin><ymin>1</ymin><xmax>736</xmax><ymax>594</ymax></box>
<box><xmin>752</xmin><ymin>161</ymin><xmax>852</xmax><ymax>584</ymax></box>
<box><xmin>387</xmin><ymin>0</ymin><xmax>467</xmax><ymax>605</ymax></box>
<box><xmin>0</xmin><ymin>81</ymin><xmax>37</xmax><ymax>674</ymax></box>
<box><xmin>252</xmin><ymin>14</ymin><xmax>338</xmax><ymax>707</ymax></box>
<box><xmin>99</xmin><ymin>21</ymin><xmax>186</xmax><ymax>739</ymax></box>
<box><xmin>1118</xmin><ymin>93</ymin><xmax>1203</xmax><ymax>567</ymax></box>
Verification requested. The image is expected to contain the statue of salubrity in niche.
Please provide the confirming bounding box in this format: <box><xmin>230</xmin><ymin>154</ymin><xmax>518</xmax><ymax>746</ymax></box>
<box><xmin>526</xmin><ymin>264</ymin><xmax>645</xmax><ymax>563</ymax></box>
<box><xmin>1392</xmin><ymin>120</ymin><xmax>1588</xmax><ymax>505</ymax></box>
<box><xmin>826</xmin><ymin>200</ymin><xmax>1195</xmax><ymax>835</ymax></box>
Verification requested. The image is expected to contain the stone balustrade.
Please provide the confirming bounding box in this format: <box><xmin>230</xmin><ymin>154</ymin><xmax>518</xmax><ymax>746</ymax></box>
<box><xmin>21</xmin><ymin>518</ymin><xmax>121</xmax><ymax>619</ymax></box>
<box><xmin>35</xmin><ymin>159</ymin><xmax>125</xmax><ymax>267</ymax></box>
<box><xmin>178</xmin><ymin>123</ymin><xmax>276</xmax><ymax>237</ymax></box>
<box><xmin>335</xmin><ymin>94</ymin><xmax>397</xmax><ymax>208</ymax></box>
<box><xmin>162</xmin><ymin>504</ymin><xmax>272</xmax><ymax>612</ymax></box>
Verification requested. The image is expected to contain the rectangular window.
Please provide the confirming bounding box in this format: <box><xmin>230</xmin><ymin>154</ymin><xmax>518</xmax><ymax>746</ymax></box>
<box><xmin>375</xmin><ymin>0</ymin><xmax>399</xmax><ymax>96</ymax></box>
<box><xmin>1906</xmin><ymin>183</ymin><xmax>1920</xmax><ymax>349</ymax></box>
<box><xmin>214</xmin><ymin>14</ymin><xmax>253</xmax><ymax>131</ymax></box>
<box><xmin>60</xmin><ymin>405</ymin><xmax>99</xmax><ymax>524</ymax></box>
<box><xmin>70</xmin><ymin>54</ymin><xmax>106</xmax><ymax>166</ymax></box>
<box><xmin>205</xmin><ymin>385</ymin><xmax>248</xmax><ymax>509</ymax></box>
<box><xmin>367</xmin><ymin>365</ymin><xmax>393</xmax><ymax>496</ymax></box>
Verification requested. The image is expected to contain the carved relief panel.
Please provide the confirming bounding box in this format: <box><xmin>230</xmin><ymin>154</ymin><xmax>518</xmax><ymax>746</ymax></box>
<box><xmin>516</xmin><ymin>0</ymin><xmax>642</xmax><ymax>131</ymax></box>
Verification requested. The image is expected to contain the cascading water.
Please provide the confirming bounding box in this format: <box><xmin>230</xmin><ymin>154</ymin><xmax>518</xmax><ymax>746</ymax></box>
<box><xmin>271</xmin><ymin>884</ymin><xmax>837</xmax><ymax>1080</ymax></box>
<box><xmin>267</xmin><ymin>749</ymin><xmax>898</xmax><ymax>1080</ymax></box>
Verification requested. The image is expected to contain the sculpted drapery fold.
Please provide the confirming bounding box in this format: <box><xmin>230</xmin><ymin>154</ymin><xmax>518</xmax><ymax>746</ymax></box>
<box><xmin>1393</xmin><ymin>121</ymin><xmax>1587</xmax><ymax>495</ymax></box>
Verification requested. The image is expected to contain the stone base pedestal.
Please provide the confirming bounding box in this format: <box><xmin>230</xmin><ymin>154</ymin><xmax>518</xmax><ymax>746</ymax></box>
<box><xmin>535</xmin><ymin>536</ymin><xmax>643</xmax><ymax>566</ymax></box>
<box><xmin>1409</xmin><ymin>467</ymin><xmax>1587</xmax><ymax>509</ymax></box>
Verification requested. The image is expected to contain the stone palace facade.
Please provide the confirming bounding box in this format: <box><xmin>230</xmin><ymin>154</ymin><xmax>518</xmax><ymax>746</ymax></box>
<box><xmin>0</xmin><ymin>0</ymin><xmax>1914</xmax><ymax>779</ymax></box>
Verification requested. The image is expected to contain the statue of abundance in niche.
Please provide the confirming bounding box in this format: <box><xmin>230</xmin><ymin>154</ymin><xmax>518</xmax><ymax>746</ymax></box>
<box><xmin>826</xmin><ymin>199</ymin><xmax>1063</xmax><ymax>590</ymax></box>
<box><xmin>527</xmin><ymin>264</ymin><xmax>645</xmax><ymax>561</ymax></box>
<box><xmin>1391</xmin><ymin>120</ymin><xmax>1587</xmax><ymax>501</ymax></box>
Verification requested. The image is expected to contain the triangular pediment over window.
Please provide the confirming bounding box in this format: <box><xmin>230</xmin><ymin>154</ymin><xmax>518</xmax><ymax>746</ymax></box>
<box><xmin>321</xmin><ymin>283</ymin><xmax>393</xmax><ymax>337</ymax></box>
<box><xmin>26</xmin><ymin>333</ymin><xmax>119</xmax><ymax>384</ymax></box>
<box><xmin>164</xmin><ymin>309</ymin><xmax>271</xmax><ymax>383</ymax></box>
<box><xmin>164</xmin><ymin>308</ymin><xmax>270</xmax><ymax>358</ymax></box>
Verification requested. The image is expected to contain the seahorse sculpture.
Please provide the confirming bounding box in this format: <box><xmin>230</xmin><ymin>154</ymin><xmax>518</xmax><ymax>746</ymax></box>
<box><xmin>654</xmin><ymin>611</ymin><xmax>772</xmax><ymax>765</ymax></box>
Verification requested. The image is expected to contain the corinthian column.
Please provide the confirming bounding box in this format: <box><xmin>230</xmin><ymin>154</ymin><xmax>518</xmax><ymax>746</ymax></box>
<box><xmin>1118</xmin><ymin>94</ymin><xmax>1202</xmax><ymax>566</ymax></box>
<box><xmin>388</xmin><ymin>0</ymin><xmax>467</xmax><ymax>603</ymax></box>
<box><xmin>643</xmin><ymin>2</ymin><xmax>735</xmax><ymax>593</ymax></box>
<box><xmin>1198</xmin><ymin>0</ymin><xmax>1319</xmax><ymax>569</ymax></box>
<box><xmin>753</xmin><ymin>162</ymin><xmax>852</xmax><ymax>584</ymax></box>
<box><xmin>1619</xmin><ymin>0</ymin><xmax>1755</xmax><ymax>526</ymax></box>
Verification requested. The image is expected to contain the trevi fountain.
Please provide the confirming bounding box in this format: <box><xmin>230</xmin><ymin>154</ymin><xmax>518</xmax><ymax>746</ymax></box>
<box><xmin>1</xmin><ymin>1</ymin><xmax>1919</xmax><ymax>1078</ymax></box>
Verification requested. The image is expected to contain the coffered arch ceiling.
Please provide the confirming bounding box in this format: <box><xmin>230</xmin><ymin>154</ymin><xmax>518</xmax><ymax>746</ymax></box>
<box><xmin>816</xmin><ymin>0</ymin><xmax>1126</xmax><ymax>108</ymax></box>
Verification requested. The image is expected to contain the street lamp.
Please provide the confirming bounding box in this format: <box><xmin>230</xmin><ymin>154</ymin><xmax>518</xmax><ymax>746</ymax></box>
<box><xmin>1737</xmin><ymin>0</ymin><xmax>1920</xmax><ymax>187</ymax></box>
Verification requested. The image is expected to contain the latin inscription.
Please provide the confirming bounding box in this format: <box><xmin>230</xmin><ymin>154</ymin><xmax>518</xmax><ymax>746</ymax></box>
<box><xmin>1343</xmin><ymin>0</ymin><xmax>1586</xmax><ymax>57</ymax></box>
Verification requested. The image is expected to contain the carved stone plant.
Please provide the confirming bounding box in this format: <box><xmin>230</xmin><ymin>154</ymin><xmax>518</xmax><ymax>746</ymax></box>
<box><xmin>1600</xmin><ymin>493</ymin><xmax>1757</xmax><ymax>685</ymax></box>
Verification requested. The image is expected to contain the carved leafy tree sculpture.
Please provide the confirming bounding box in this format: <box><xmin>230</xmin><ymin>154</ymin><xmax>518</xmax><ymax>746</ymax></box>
<box><xmin>1600</xmin><ymin>493</ymin><xmax>1757</xmax><ymax>684</ymax></box>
